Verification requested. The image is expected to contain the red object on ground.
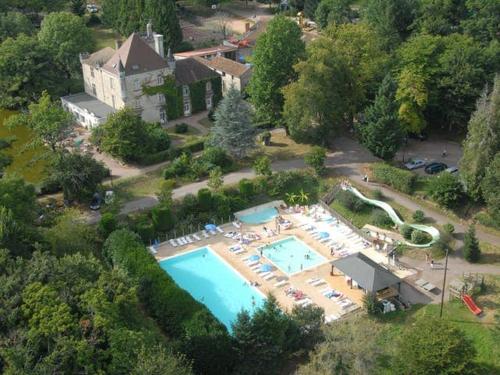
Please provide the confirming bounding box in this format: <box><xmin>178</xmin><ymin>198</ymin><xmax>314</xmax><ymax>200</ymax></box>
<box><xmin>462</xmin><ymin>294</ymin><xmax>482</xmax><ymax>316</ymax></box>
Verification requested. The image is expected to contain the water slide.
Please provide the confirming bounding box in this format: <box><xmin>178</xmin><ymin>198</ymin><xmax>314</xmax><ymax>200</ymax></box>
<box><xmin>343</xmin><ymin>186</ymin><xmax>440</xmax><ymax>248</ymax></box>
<box><xmin>462</xmin><ymin>294</ymin><xmax>482</xmax><ymax>316</ymax></box>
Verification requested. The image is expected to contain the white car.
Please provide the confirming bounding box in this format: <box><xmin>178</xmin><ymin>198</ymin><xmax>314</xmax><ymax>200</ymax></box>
<box><xmin>446</xmin><ymin>166</ymin><xmax>458</xmax><ymax>174</ymax></box>
<box><xmin>404</xmin><ymin>159</ymin><xmax>426</xmax><ymax>170</ymax></box>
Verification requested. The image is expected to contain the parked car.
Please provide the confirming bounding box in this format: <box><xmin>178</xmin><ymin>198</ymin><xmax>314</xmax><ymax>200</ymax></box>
<box><xmin>404</xmin><ymin>159</ymin><xmax>426</xmax><ymax>170</ymax></box>
<box><xmin>90</xmin><ymin>193</ymin><xmax>102</xmax><ymax>210</ymax></box>
<box><xmin>86</xmin><ymin>4</ymin><xmax>98</xmax><ymax>13</ymax></box>
<box><xmin>445</xmin><ymin>166</ymin><xmax>458</xmax><ymax>174</ymax></box>
<box><xmin>425</xmin><ymin>162</ymin><xmax>448</xmax><ymax>174</ymax></box>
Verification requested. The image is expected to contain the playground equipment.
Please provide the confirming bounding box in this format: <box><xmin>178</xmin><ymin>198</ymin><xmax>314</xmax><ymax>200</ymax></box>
<box><xmin>342</xmin><ymin>185</ymin><xmax>440</xmax><ymax>248</ymax></box>
<box><xmin>449</xmin><ymin>276</ymin><xmax>483</xmax><ymax>316</ymax></box>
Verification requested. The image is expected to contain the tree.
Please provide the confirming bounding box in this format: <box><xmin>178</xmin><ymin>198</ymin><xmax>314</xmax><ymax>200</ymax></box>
<box><xmin>393</xmin><ymin>316</ymin><xmax>476</xmax><ymax>374</ymax></box>
<box><xmin>92</xmin><ymin>108</ymin><xmax>170</xmax><ymax>162</ymax></box>
<box><xmin>210</xmin><ymin>88</ymin><xmax>255</xmax><ymax>159</ymax></box>
<box><xmin>416</xmin><ymin>0</ymin><xmax>467</xmax><ymax>36</ymax></box>
<box><xmin>283</xmin><ymin>37</ymin><xmax>352</xmax><ymax>143</ymax></box>
<box><xmin>427</xmin><ymin>172</ymin><xmax>465</xmax><ymax>208</ymax></box>
<box><xmin>156</xmin><ymin>179</ymin><xmax>175</xmax><ymax>206</ymax></box>
<box><xmin>461</xmin><ymin>0</ymin><xmax>500</xmax><ymax>43</ymax></box>
<box><xmin>481</xmin><ymin>153</ymin><xmax>500</xmax><ymax>224</ymax></box>
<box><xmin>151</xmin><ymin>205</ymin><xmax>174</xmax><ymax>232</ymax></box>
<box><xmin>290</xmin><ymin>304</ymin><xmax>324</xmax><ymax>351</ymax></box>
<box><xmin>132</xmin><ymin>345</ymin><xmax>192</xmax><ymax>375</ymax></box>
<box><xmin>248</xmin><ymin>16</ymin><xmax>305</xmax><ymax>124</ymax></box>
<box><xmin>144</xmin><ymin>0</ymin><xmax>182</xmax><ymax>50</ymax></box>
<box><xmin>39</xmin><ymin>12</ymin><xmax>94</xmax><ymax>85</ymax></box>
<box><xmin>0</xmin><ymin>176</ymin><xmax>37</xmax><ymax>225</ymax></box>
<box><xmin>358</xmin><ymin>74</ymin><xmax>404</xmax><ymax>160</ymax></box>
<box><xmin>69</xmin><ymin>0</ymin><xmax>86</xmax><ymax>16</ymax></box>
<box><xmin>207</xmin><ymin>166</ymin><xmax>224</xmax><ymax>192</ymax></box>
<box><xmin>315</xmin><ymin>0</ymin><xmax>353</xmax><ymax>29</ymax></box>
<box><xmin>0</xmin><ymin>34</ymin><xmax>63</xmax><ymax>108</ymax></box>
<box><xmin>463</xmin><ymin>225</ymin><xmax>481</xmax><ymax>263</ymax></box>
<box><xmin>50</xmin><ymin>151</ymin><xmax>109</xmax><ymax>202</ymax></box>
<box><xmin>304</xmin><ymin>146</ymin><xmax>327</xmax><ymax>175</ymax></box>
<box><xmin>6</xmin><ymin>91</ymin><xmax>73</xmax><ymax>153</ymax></box>
<box><xmin>304</xmin><ymin>0</ymin><xmax>320</xmax><ymax>19</ymax></box>
<box><xmin>99</xmin><ymin>212</ymin><xmax>118</xmax><ymax>238</ymax></box>
<box><xmin>459</xmin><ymin>76</ymin><xmax>500</xmax><ymax>200</ymax></box>
<box><xmin>253</xmin><ymin>155</ymin><xmax>272</xmax><ymax>177</ymax></box>
<box><xmin>0</xmin><ymin>11</ymin><xmax>34</xmax><ymax>43</ymax></box>
<box><xmin>363</xmin><ymin>0</ymin><xmax>418</xmax><ymax>49</ymax></box>
<box><xmin>396</xmin><ymin>68</ymin><xmax>429</xmax><ymax>133</ymax></box>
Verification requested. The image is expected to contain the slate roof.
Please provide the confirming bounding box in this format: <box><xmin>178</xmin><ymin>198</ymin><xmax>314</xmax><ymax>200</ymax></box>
<box><xmin>82</xmin><ymin>47</ymin><xmax>115</xmax><ymax>67</ymax></box>
<box><xmin>61</xmin><ymin>92</ymin><xmax>115</xmax><ymax>119</ymax></box>
<box><xmin>174</xmin><ymin>58</ymin><xmax>219</xmax><ymax>85</ymax></box>
<box><xmin>174</xmin><ymin>45</ymin><xmax>237</xmax><ymax>59</ymax></box>
<box><xmin>102</xmin><ymin>33</ymin><xmax>167</xmax><ymax>76</ymax></box>
<box><xmin>332</xmin><ymin>253</ymin><xmax>400</xmax><ymax>293</ymax></box>
<box><xmin>196</xmin><ymin>56</ymin><xmax>251</xmax><ymax>77</ymax></box>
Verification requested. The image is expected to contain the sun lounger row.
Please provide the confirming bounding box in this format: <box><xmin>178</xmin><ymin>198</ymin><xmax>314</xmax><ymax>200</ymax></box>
<box><xmin>324</xmin><ymin>314</ymin><xmax>339</xmax><ymax>323</ymax></box>
<box><xmin>306</xmin><ymin>277</ymin><xmax>326</xmax><ymax>287</ymax></box>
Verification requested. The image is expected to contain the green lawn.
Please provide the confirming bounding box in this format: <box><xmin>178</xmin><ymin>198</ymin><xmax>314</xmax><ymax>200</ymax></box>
<box><xmin>379</xmin><ymin>287</ymin><xmax>500</xmax><ymax>371</ymax></box>
<box><xmin>91</xmin><ymin>26</ymin><xmax>122</xmax><ymax>51</ymax></box>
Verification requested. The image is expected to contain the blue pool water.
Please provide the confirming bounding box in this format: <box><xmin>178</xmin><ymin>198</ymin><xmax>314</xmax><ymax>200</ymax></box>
<box><xmin>261</xmin><ymin>236</ymin><xmax>327</xmax><ymax>275</ymax></box>
<box><xmin>239</xmin><ymin>206</ymin><xmax>278</xmax><ymax>224</ymax></box>
<box><xmin>159</xmin><ymin>247</ymin><xmax>265</xmax><ymax>330</ymax></box>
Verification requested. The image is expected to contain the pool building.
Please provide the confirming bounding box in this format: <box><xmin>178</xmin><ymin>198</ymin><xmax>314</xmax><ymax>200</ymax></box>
<box><xmin>154</xmin><ymin>201</ymin><xmax>416</xmax><ymax>329</ymax></box>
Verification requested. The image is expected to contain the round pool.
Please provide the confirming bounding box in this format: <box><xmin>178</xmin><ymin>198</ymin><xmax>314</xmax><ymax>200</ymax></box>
<box><xmin>238</xmin><ymin>207</ymin><xmax>278</xmax><ymax>224</ymax></box>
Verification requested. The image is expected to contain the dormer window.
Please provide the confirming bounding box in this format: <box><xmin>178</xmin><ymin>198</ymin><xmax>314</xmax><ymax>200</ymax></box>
<box><xmin>132</xmin><ymin>64</ymin><xmax>139</xmax><ymax>70</ymax></box>
<box><xmin>206</xmin><ymin>81</ymin><xmax>212</xmax><ymax>91</ymax></box>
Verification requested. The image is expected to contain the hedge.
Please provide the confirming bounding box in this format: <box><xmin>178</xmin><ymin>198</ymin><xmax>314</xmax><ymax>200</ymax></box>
<box><xmin>136</xmin><ymin>138</ymin><xmax>206</xmax><ymax>166</ymax></box>
<box><xmin>372</xmin><ymin>163</ymin><xmax>416</xmax><ymax>194</ymax></box>
<box><xmin>103</xmin><ymin>229</ymin><xmax>235</xmax><ymax>374</ymax></box>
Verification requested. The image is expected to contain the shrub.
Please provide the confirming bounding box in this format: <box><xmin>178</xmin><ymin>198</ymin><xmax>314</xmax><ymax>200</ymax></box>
<box><xmin>372</xmin><ymin>189</ymin><xmax>384</xmax><ymax>200</ymax></box>
<box><xmin>135</xmin><ymin>220</ymin><xmax>155</xmax><ymax>242</ymax></box>
<box><xmin>260</xmin><ymin>131</ymin><xmax>272</xmax><ymax>145</ymax></box>
<box><xmin>163</xmin><ymin>153</ymin><xmax>191</xmax><ymax>179</ymax></box>
<box><xmin>99</xmin><ymin>212</ymin><xmax>117</xmax><ymax>237</ymax></box>
<box><xmin>427</xmin><ymin>173</ymin><xmax>464</xmax><ymax>208</ymax></box>
<box><xmin>412</xmin><ymin>210</ymin><xmax>425</xmax><ymax>223</ymax></box>
<box><xmin>336</xmin><ymin>190</ymin><xmax>366</xmax><ymax>212</ymax></box>
<box><xmin>197</xmin><ymin>188</ymin><xmax>213</xmax><ymax>211</ymax></box>
<box><xmin>370</xmin><ymin>209</ymin><xmax>393</xmax><ymax>228</ymax></box>
<box><xmin>151</xmin><ymin>206</ymin><xmax>174</xmax><ymax>232</ymax></box>
<box><xmin>442</xmin><ymin>223</ymin><xmax>455</xmax><ymax>235</ymax></box>
<box><xmin>304</xmin><ymin>146</ymin><xmax>327</xmax><ymax>175</ymax></box>
<box><xmin>372</xmin><ymin>163</ymin><xmax>416</xmax><ymax>193</ymax></box>
<box><xmin>362</xmin><ymin>292</ymin><xmax>382</xmax><ymax>315</ymax></box>
<box><xmin>400</xmin><ymin>224</ymin><xmax>413</xmax><ymax>239</ymax></box>
<box><xmin>253</xmin><ymin>155</ymin><xmax>272</xmax><ymax>177</ymax></box>
<box><xmin>201</xmin><ymin>147</ymin><xmax>232</xmax><ymax>169</ymax></box>
<box><xmin>268</xmin><ymin>170</ymin><xmax>319</xmax><ymax>202</ymax></box>
<box><xmin>238</xmin><ymin>179</ymin><xmax>255</xmax><ymax>199</ymax></box>
<box><xmin>175</xmin><ymin>123</ymin><xmax>189</xmax><ymax>134</ymax></box>
<box><xmin>411</xmin><ymin>230</ymin><xmax>429</xmax><ymax>244</ymax></box>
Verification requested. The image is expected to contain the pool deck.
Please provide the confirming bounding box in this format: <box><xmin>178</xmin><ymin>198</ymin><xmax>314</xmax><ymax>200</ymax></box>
<box><xmin>154</xmin><ymin>208</ymin><xmax>415</xmax><ymax>321</ymax></box>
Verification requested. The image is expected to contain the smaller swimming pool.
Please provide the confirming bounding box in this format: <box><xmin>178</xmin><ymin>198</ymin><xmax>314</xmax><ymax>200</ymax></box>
<box><xmin>260</xmin><ymin>236</ymin><xmax>327</xmax><ymax>275</ymax></box>
<box><xmin>238</xmin><ymin>206</ymin><xmax>278</xmax><ymax>224</ymax></box>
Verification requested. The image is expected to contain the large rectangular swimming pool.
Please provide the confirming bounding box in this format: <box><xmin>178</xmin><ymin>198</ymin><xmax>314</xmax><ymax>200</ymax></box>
<box><xmin>260</xmin><ymin>236</ymin><xmax>327</xmax><ymax>275</ymax></box>
<box><xmin>159</xmin><ymin>247</ymin><xmax>265</xmax><ymax>330</ymax></box>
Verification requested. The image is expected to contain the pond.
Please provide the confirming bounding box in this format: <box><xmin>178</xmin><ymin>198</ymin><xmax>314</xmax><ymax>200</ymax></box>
<box><xmin>0</xmin><ymin>109</ymin><xmax>47</xmax><ymax>184</ymax></box>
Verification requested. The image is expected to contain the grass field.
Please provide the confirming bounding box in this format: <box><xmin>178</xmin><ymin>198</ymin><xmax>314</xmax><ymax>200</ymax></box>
<box><xmin>251</xmin><ymin>131</ymin><xmax>314</xmax><ymax>161</ymax></box>
<box><xmin>91</xmin><ymin>26</ymin><xmax>122</xmax><ymax>51</ymax></box>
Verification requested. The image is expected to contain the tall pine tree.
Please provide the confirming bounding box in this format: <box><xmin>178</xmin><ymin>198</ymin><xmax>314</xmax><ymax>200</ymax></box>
<box><xmin>210</xmin><ymin>88</ymin><xmax>255</xmax><ymax>159</ymax></box>
<box><xmin>463</xmin><ymin>225</ymin><xmax>481</xmax><ymax>263</ymax></box>
<box><xmin>358</xmin><ymin>74</ymin><xmax>404</xmax><ymax>160</ymax></box>
<box><xmin>459</xmin><ymin>75</ymin><xmax>500</xmax><ymax>200</ymax></box>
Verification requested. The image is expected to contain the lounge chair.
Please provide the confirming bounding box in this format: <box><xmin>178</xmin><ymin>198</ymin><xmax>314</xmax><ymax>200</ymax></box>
<box><xmin>306</xmin><ymin>277</ymin><xmax>320</xmax><ymax>284</ymax></box>
<box><xmin>216</xmin><ymin>226</ymin><xmax>224</xmax><ymax>233</ymax></box>
<box><xmin>260</xmin><ymin>271</ymin><xmax>271</xmax><ymax>277</ymax></box>
<box><xmin>149</xmin><ymin>246</ymin><xmax>157</xmax><ymax>254</ymax></box>
<box><xmin>232</xmin><ymin>221</ymin><xmax>241</xmax><ymax>229</ymax></box>
<box><xmin>246</xmin><ymin>260</ymin><xmax>259</xmax><ymax>266</ymax></box>
<box><xmin>274</xmin><ymin>280</ymin><xmax>288</xmax><ymax>287</ymax></box>
<box><xmin>185</xmin><ymin>236</ymin><xmax>194</xmax><ymax>243</ymax></box>
<box><xmin>229</xmin><ymin>244</ymin><xmax>242</xmax><ymax>252</ymax></box>
<box><xmin>311</xmin><ymin>279</ymin><xmax>326</xmax><ymax>287</ymax></box>
<box><xmin>295</xmin><ymin>298</ymin><xmax>312</xmax><ymax>306</ymax></box>
<box><xmin>202</xmin><ymin>230</ymin><xmax>210</xmax><ymax>238</ymax></box>
<box><xmin>192</xmin><ymin>233</ymin><xmax>201</xmax><ymax>241</ymax></box>
<box><xmin>250</xmin><ymin>264</ymin><xmax>261</xmax><ymax>271</ymax></box>
<box><xmin>263</xmin><ymin>273</ymin><xmax>275</xmax><ymax>281</ymax></box>
<box><xmin>209</xmin><ymin>230</ymin><xmax>217</xmax><ymax>236</ymax></box>
<box><xmin>169</xmin><ymin>239</ymin><xmax>178</xmax><ymax>247</ymax></box>
<box><xmin>233</xmin><ymin>249</ymin><xmax>245</xmax><ymax>255</ymax></box>
<box><xmin>177</xmin><ymin>237</ymin><xmax>186</xmax><ymax>245</ymax></box>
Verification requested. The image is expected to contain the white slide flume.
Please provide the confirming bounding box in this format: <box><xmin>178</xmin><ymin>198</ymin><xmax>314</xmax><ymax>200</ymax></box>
<box><xmin>343</xmin><ymin>186</ymin><xmax>440</xmax><ymax>248</ymax></box>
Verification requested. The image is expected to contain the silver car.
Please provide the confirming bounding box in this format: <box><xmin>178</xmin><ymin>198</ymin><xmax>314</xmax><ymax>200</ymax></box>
<box><xmin>445</xmin><ymin>166</ymin><xmax>458</xmax><ymax>174</ymax></box>
<box><xmin>404</xmin><ymin>159</ymin><xmax>426</xmax><ymax>170</ymax></box>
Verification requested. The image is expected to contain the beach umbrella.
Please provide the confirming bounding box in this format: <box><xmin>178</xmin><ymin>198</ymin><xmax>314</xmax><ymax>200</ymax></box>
<box><xmin>319</xmin><ymin>231</ymin><xmax>330</xmax><ymax>239</ymax></box>
<box><xmin>249</xmin><ymin>254</ymin><xmax>260</xmax><ymax>261</ymax></box>
<box><xmin>205</xmin><ymin>224</ymin><xmax>217</xmax><ymax>231</ymax></box>
<box><xmin>260</xmin><ymin>264</ymin><xmax>272</xmax><ymax>272</ymax></box>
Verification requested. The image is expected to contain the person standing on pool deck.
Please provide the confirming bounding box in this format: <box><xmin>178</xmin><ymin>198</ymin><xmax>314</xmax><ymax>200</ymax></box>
<box><xmin>300</xmin><ymin>264</ymin><xmax>303</xmax><ymax>271</ymax></box>
<box><xmin>260</xmin><ymin>248</ymin><xmax>263</xmax><ymax>256</ymax></box>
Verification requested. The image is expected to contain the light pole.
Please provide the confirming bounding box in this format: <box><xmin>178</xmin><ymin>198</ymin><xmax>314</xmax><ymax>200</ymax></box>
<box><xmin>439</xmin><ymin>247</ymin><xmax>450</xmax><ymax>318</ymax></box>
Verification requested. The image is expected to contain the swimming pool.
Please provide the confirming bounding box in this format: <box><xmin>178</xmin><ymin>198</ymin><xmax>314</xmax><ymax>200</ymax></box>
<box><xmin>159</xmin><ymin>247</ymin><xmax>265</xmax><ymax>330</ymax></box>
<box><xmin>260</xmin><ymin>236</ymin><xmax>327</xmax><ymax>275</ymax></box>
<box><xmin>238</xmin><ymin>206</ymin><xmax>278</xmax><ymax>224</ymax></box>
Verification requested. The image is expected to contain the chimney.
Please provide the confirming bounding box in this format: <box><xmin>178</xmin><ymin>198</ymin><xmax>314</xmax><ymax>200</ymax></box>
<box><xmin>146</xmin><ymin>21</ymin><xmax>153</xmax><ymax>38</ymax></box>
<box><xmin>154</xmin><ymin>34</ymin><xmax>165</xmax><ymax>58</ymax></box>
<box><xmin>115</xmin><ymin>40</ymin><xmax>122</xmax><ymax>50</ymax></box>
<box><xmin>167</xmin><ymin>48</ymin><xmax>175</xmax><ymax>71</ymax></box>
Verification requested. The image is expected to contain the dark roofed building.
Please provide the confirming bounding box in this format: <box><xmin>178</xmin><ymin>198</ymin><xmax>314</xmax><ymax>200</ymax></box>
<box><xmin>175</xmin><ymin>58</ymin><xmax>219</xmax><ymax>85</ymax></box>
<box><xmin>332</xmin><ymin>253</ymin><xmax>401</xmax><ymax>294</ymax></box>
<box><xmin>195</xmin><ymin>56</ymin><xmax>252</xmax><ymax>95</ymax></box>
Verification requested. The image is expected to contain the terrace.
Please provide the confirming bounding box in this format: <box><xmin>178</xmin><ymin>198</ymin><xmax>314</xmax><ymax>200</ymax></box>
<box><xmin>153</xmin><ymin>202</ymin><xmax>416</xmax><ymax>325</ymax></box>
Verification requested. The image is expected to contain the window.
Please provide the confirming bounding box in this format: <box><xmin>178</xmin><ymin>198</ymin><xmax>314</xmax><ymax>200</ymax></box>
<box><xmin>90</xmin><ymin>68</ymin><xmax>94</xmax><ymax>78</ymax></box>
<box><xmin>206</xmin><ymin>97</ymin><xmax>212</xmax><ymax>109</ymax></box>
<box><xmin>134</xmin><ymin>80</ymin><xmax>140</xmax><ymax>90</ymax></box>
<box><xmin>158</xmin><ymin>94</ymin><xmax>165</xmax><ymax>104</ymax></box>
<box><xmin>157</xmin><ymin>75</ymin><xmax>163</xmax><ymax>85</ymax></box>
<box><xmin>92</xmin><ymin>83</ymin><xmax>96</xmax><ymax>96</ymax></box>
<box><xmin>183</xmin><ymin>85</ymin><xmax>189</xmax><ymax>96</ymax></box>
<box><xmin>111</xmin><ymin>95</ymin><xmax>116</xmax><ymax>109</ymax></box>
<box><xmin>160</xmin><ymin>109</ymin><xmax>166</xmax><ymax>123</ymax></box>
<box><xmin>206</xmin><ymin>81</ymin><xmax>212</xmax><ymax>91</ymax></box>
<box><xmin>184</xmin><ymin>102</ymin><xmax>190</xmax><ymax>113</ymax></box>
<box><xmin>110</xmin><ymin>77</ymin><xmax>114</xmax><ymax>89</ymax></box>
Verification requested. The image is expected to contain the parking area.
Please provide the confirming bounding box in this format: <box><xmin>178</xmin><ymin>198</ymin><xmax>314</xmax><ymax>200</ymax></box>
<box><xmin>395</xmin><ymin>139</ymin><xmax>463</xmax><ymax>176</ymax></box>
